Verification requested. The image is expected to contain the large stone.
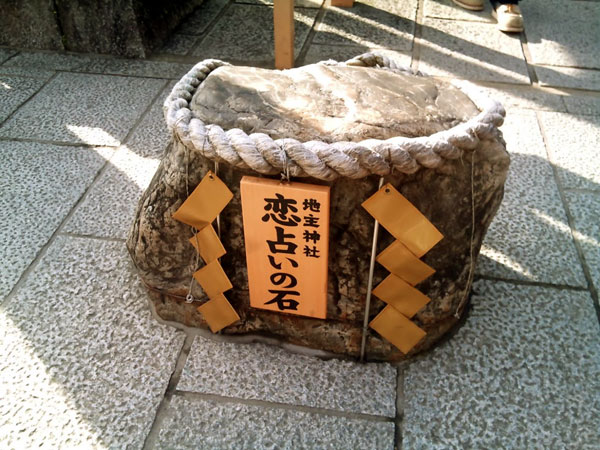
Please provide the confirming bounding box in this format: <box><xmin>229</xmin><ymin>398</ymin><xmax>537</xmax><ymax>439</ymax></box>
<box><xmin>0</xmin><ymin>0</ymin><xmax>203</xmax><ymax>58</ymax></box>
<box><xmin>127</xmin><ymin>62</ymin><xmax>510</xmax><ymax>361</ymax></box>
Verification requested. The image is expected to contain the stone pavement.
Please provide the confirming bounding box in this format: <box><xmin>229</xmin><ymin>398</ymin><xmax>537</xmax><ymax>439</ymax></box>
<box><xmin>0</xmin><ymin>0</ymin><xmax>598</xmax><ymax>448</ymax></box>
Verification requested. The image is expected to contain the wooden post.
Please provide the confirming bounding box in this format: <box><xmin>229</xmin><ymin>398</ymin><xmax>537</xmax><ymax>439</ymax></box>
<box><xmin>273</xmin><ymin>0</ymin><xmax>294</xmax><ymax>69</ymax></box>
<box><xmin>331</xmin><ymin>0</ymin><xmax>354</xmax><ymax>7</ymax></box>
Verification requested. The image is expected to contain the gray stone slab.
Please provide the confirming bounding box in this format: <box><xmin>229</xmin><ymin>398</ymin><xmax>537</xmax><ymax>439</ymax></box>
<box><xmin>402</xmin><ymin>280</ymin><xmax>600</xmax><ymax>449</ymax></box>
<box><xmin>157</xmin><ymin>34</ymin><xmax>199</xmax><ymax>56</ymax></box>
<box><xmin>0</xmin><ymin>66</ymin><xmax>55</xmax><ymax>80</ymax></box>
<box><xmin>63</xmin><ymin>83</ymin><xmax>173</xmax><ymax>239</ymax></box>
<box><xmin>2</xmin><ymin>51</ymin><xmax>96</xmax><ymax>71</ymax></box>
<box><xmin>565</xmin><ymin>192</ymin><xmax>600</xmax><ymax>293</ymax></box>
<box><xmin>0</xmin><ymin>75</ymin><xmax>46</xmax><ymax>123</ymax></box>
<box><xmin>476</xmin><ymin>110</ymin><xmax>586</xmax><ymax>286</ymax></box>
<box><xmin>81</xmin><ymin>58</ymin><xmax>192</xmax><ymax>80</ymax></box>
<box><xmin>177</xmin><ymin>0</ymin><xmax>231</xmax><ymax>35</ymax></box>
<box><xmin>313</xmin><ymin>0</ymin><xmax>417</xmax><ymax>51</ymax></box>
<box><xmin>154</xmin><ymin>395</ymin><xmax>395</xmax><ymax>450</ymax></box>
<box><xmin>538</xmin><ymin>112</ymin><xmax>600</xmax><ymax>191</ymax></box>
<box><xmin>192</xmin><ymin>5</ymin><xmax>318</xmax><ymax>64</ymax></box>
<box><xmin>535</xmin><ymin>65</ymin><xmax>600</xmax><ymax>91</ymax></box>
<box><xmin>424</xmin><ymin>0</ymin><xmax>493</xmax><ymax>22</ymax></box>
<box><xmin>470</xmin><ymin>84</ymin><xmax>566</xmax><ymax>112</ymax></box>
<box><xmin>0</xmin><ymin>236</ymin><xmax>185</xmax><ymax>448</ymax></box>
<box><xmin>178</xmin><ymin>337</ymin><xmax>397</xmax><ymax>417</ymax></box>
<box><xmin>563</xmin><ymin>94</ymin><xmax>600</xmax><ymax>117</ymax></box>
<box><xmin>0</xmin><ymin>72</ymin><xmax>164</xmax><ymax>146</ymax></box>
<box><xmin>302</xmin><ymin>45</ymin><xmax>411</xmax><ymax>67</ymax></box>
<box><xmin>523</xmin><ymin>0</ymin><xmax>600</xmax><ymax>69</ymax></box>
<box><xmin>418</xmin><ymin>19</ymin><xmax>529</xmax><ymax>84</ymax></box>
<box><xmin>0</xmin><ymin>141</ymin><xmax>113</xmax><ymax>301</ymax></box>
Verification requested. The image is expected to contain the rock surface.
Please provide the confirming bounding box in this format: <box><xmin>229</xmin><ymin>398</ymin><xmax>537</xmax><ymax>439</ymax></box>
<box><xmin>127</xmin><ymin>63</ymin><xmax>510</xmax><ymax>361</ymax></box>
<box><xmin>191</xmin><ymin>65</ymin><xmax>480</xmax><ymax>142</ymax></box>
<box><xmin>0</xmin><ymin>0</ymin><xmax>203</xmax><ymax>58</ymax></box>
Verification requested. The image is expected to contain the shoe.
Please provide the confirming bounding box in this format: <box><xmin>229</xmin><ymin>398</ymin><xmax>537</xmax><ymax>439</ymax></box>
<box><xmin>451</xmin><ymin>0</ymin><xmax>484</xmax><ymax>10</ymax></box>
<box><xmin>492</xmin><ymin>3</ymin><xmax>524</xmax><ymax>32</ymax></box>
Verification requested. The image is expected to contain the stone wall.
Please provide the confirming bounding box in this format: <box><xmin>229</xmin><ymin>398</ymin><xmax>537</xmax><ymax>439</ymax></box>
<box><xmin>0</xmin><ymin>0</ymin><xmax>203</xmax><ymax>57</ymax></box>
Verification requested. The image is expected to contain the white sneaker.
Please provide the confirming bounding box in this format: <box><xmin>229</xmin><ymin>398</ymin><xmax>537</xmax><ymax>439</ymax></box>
<box><xmin>451</xmin><ymin>0</ymin><xmax>484</xmax><ymax>11</ymax></box>
<box><xmin>492</xmin><ymin>4</ymin><xmax>524</xmax><ymax>33</ymax></box>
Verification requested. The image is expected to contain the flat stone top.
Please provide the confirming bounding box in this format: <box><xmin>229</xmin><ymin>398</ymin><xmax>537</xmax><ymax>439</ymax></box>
<box><xmin>190</xmin><ymin>64</ymin><xmax>480</xmax><ymax>142</ymax></box>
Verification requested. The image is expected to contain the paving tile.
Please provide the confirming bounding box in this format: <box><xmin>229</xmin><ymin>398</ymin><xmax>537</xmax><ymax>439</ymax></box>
<box><xmin>313</xmin><ymin>0</ymin><xmax>416</xmax><ymax>51</ymax></box>
<box><xmin>0</xmin><ymin>141</ymin><xmax>113</xmax><ymax>301</ymax></box>
<box><xmin>63</xmin><ymin>83</ymin><xmax>172</xmax><ymax>239</ymax></box>
<box><xmin>535</xmin><ymin>65</ymin><xmax>600</xmax><ymax>91</ymax></box>
<box><xmin>178</xmin><ymin>336</ymin><xmax>397</xmax><ymax>417</ymax></box>
<box><xmin>177</xmin><ymin>0</ymin><xmax>231</xmax><ymax>35</ymax></box>
<box><xmin>0</xmin><ymin>66</ymin><xmax>55</xmax><ymax>81</ymax></box>
<box><xmin>302</xmin><ymin>45</ymin><xmax>411</xmax><ymax>67</ymax></box>
<box><xmin>538</xmin><ymin>112</ymin><xmax>600</xmax><ymax>191</ymax></box>
<box><xmin>470</xmin><ymin>84</ymin><xmax>566</xmax><ymax>112</ymax></box>
<box><xmin>402</xmin><ymin>280</ymin><xmax>600</xmax><ymax>449</ymax></box>
<box><xmin>476</xmin><ymin>110</ymin><xmax>586</xmax><ymax>286</ymax></box>
<box><xmin>0</xmin><ymin>75</ymin><xmax>46</xmax><ymax>123</ymax></box>
<box><xmin>423</xmin><ymin>0</ymin><xmax>493</xmax><ymax>23</ymax></box>
<box><xmin>565</xmin><ymin>192</ymin><xmax>600</xmax><ymax>292</ymax></box>
<box><xmin>563</xmin><ymin>94</ymin><xmax>600</xmax><ymax>116</ymax></box>
<box><xmin>0</xmin><ymin>72</ymin><xmax>164</xmax><ymax>146</ymax></box>
<box><xmin>82</xmin><ymin>58</ymin><xmax>192</xmax><ymax>79</ymax></box>
<box><xmin>0</xmin><ymin>48</ymin><xmax>17</xmax><ymax>64</ymax></box>
<box><xmin>523</xmin><ymin>0</ymin><xmax>600</xmax><ymax>69</ymax></box>
<box><xmin>418</xmin><ymin>19</ymin><xmax>529</xmax><ymax>84</ymax></box>
<box><xmin>154</xmin><ymin>395</ymin><xmax>395</xmax><ymax>449</ymax></box>
<box><xmin>0</xmin><ymin>236</ymin><xmax>185</xmax><ymax>448</ymax></box>
<box><xmin>192</xmin><ymin>5</ymin><xmax>319</xmax><ymax>64</ymax></box>
<box><xmin>2</xmin><ymin>51</ymin><xmax>96</xmax><ymax>71</ymax></box>
<box><xmin>157</xmin><ymin>34</ymin><xmax>199</xmax><ymax>56</ymax></box>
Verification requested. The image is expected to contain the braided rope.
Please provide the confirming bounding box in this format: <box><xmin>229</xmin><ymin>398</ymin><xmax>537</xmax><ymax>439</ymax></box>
<box><xmin>164</xmin><ymin>53</ymin><xmax>505</xmax><ymax>180</ymax></box>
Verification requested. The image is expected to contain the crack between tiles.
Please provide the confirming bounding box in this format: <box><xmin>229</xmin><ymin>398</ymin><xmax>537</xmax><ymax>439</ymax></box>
<box><xmin>563</xmin><ymin>187</ymin><xmax>600</xmax><ymax>195</ymax></box>
<box><xmin>474</xmin><ymin>274</ymin><xmax>590</xmax><ymax>292</ymax></box>
<box><xmin>410</xmin><ymin>0</ymin><xmax>425</xmax><ymax>73</ymax></box>
<box><xmin>0</xmin><ymin>49</ymin><xmax>20</xmax><ymax>65</ymax></box>
<box><xmin>519</xmin><ymin>29</ymin><xmax>538</xmax><ymax>86</ymax></box>
<box><xmin>394</xmin><ymin>366</ymin><xmax>404</xmax><ymax>449</ymax></box>
<box><xmin>186</xmin><ymin>0</ymin><xmax>235</xmax><ymax>58</ymax></box>
<box><xmin>535</xmin><ymin>111</ymin><xmax>600</xmax><ymax>326</ymax></box>
<box><xmin>295</xmin><ymin>0</ymin><xmax>327</xmax><ymax>66</ymax></box>
<box><xmin>0</xmin><ymin>136</ymin><xmax>118</xmax><ymax>148</ymax></box>
<box><xmin>142</xmin><ymin>334</ymin><xmax>195</xmax><ymax>450</ymax></box>
<box><xmin>0</xmin><ymin>78</ymin><xmax>168</xmax><ymax>310</ymax></box>
<box><xmin>171</xmin><ymin>390</ymin><xmax>395</xmax><ymax>423</ymax></box>
<box><xmin>57</xmin><ymin>231</ymin><xmax>126</xmax><ymax>243</ymax></box>
<box><xmin>0</xmin><ymin>71</ymin><xmax>58</xmax><ymax>129</ymax></box>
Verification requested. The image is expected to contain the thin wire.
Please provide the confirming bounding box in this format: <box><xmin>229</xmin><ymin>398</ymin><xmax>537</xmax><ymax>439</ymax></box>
<box><xmin>360</xmin><ymin>176</ymin><xmax>385</xmax><ymax>362</ymax></box>
<box><xmin>185</xmin><ymin>144</ymin><xmax>201</xmax><ymax>303</ymax></box>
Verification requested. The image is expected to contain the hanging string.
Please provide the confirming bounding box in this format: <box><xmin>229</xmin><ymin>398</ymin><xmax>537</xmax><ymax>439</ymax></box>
<box><xmin>360</xmin><ymin>176</ymin><xmax>386</xmax><ymax>362</ymax></box>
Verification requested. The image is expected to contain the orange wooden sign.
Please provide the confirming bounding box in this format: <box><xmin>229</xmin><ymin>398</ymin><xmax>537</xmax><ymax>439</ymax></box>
<box><xmin>240</xmin><ymin>176</ymin><xmax>330</xmax><ymax>319</ymax></box>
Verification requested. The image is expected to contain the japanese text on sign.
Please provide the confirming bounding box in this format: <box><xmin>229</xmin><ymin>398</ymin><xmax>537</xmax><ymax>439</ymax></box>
<box><xmin>241</xmin><ymin>177</ymin><xmax>330</xmax><ymax>319</ymax></box>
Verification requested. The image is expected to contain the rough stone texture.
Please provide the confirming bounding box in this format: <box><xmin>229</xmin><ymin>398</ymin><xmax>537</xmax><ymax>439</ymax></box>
<box><xmin>0</xmin><ymin>0</ymin><xmax>203</xmax><ymax>58</ymax></box>
<box><xmin>418</xmin><ymin>19</ymin><xmax>529</xmax><ymax>84</ymax></box>
<box><xmin>0</xmin><ymin>72</ymin><xmax>164</xmax><ymax>146</ymax></box>
<box><xmin>178</xmin><ymin>336</ymin><xmax>397</xmax><ymax>416</ymax></box>
<box><xmin>0</xmin><ymin>75</ymin><xmax>46</xmax><ymax>123</ymax></box>
<box><xmin>154</xmin><ymin>396</ymin><xmax>395</xmax><ymax>449</ymax></box>
<box><xmin>0</xmin><ymin>236</ymin><xmax>186</xmax><ymax>448</ymax></box>
<box><xmin>535</xmin><ymin>65</ymin><xmax>600</xmax><ymax>91</ymax></box>
<box><xmin>538</xmin><ymin>112</ymin><xmax>600</xmax><ymax>191</ymax></box>
<box><xmin>191</xmin><ymin>65</ymin><xmax>480</xmax><ymax>143</ymax></box>
<box><xmin>476</xmin><ymin>110</ymin><xmax>586</xmax><ymax>286</ymax></box>
<box><xmin>127</xmin><ymin>63</ymin><xmax>510</xmax><ymax>361</ymax></box>
<box><xmin>0</xmin><ymin>0</ymin><xmax>64</xmax><ymax>51</ymax></box>
<box><xmin>402</xmin><ymin>280</ymin><xmax>600</xmax><ymax>448</ymax></box>
<box><xmin>302</xmin><ymin>45</ymin><xmax>411</xmax><ymax>67</ymax></box>
<box><xmin>0</xmin><ymin>141</ymin><xmax>113</xmax><ymax>301</ymax></box>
